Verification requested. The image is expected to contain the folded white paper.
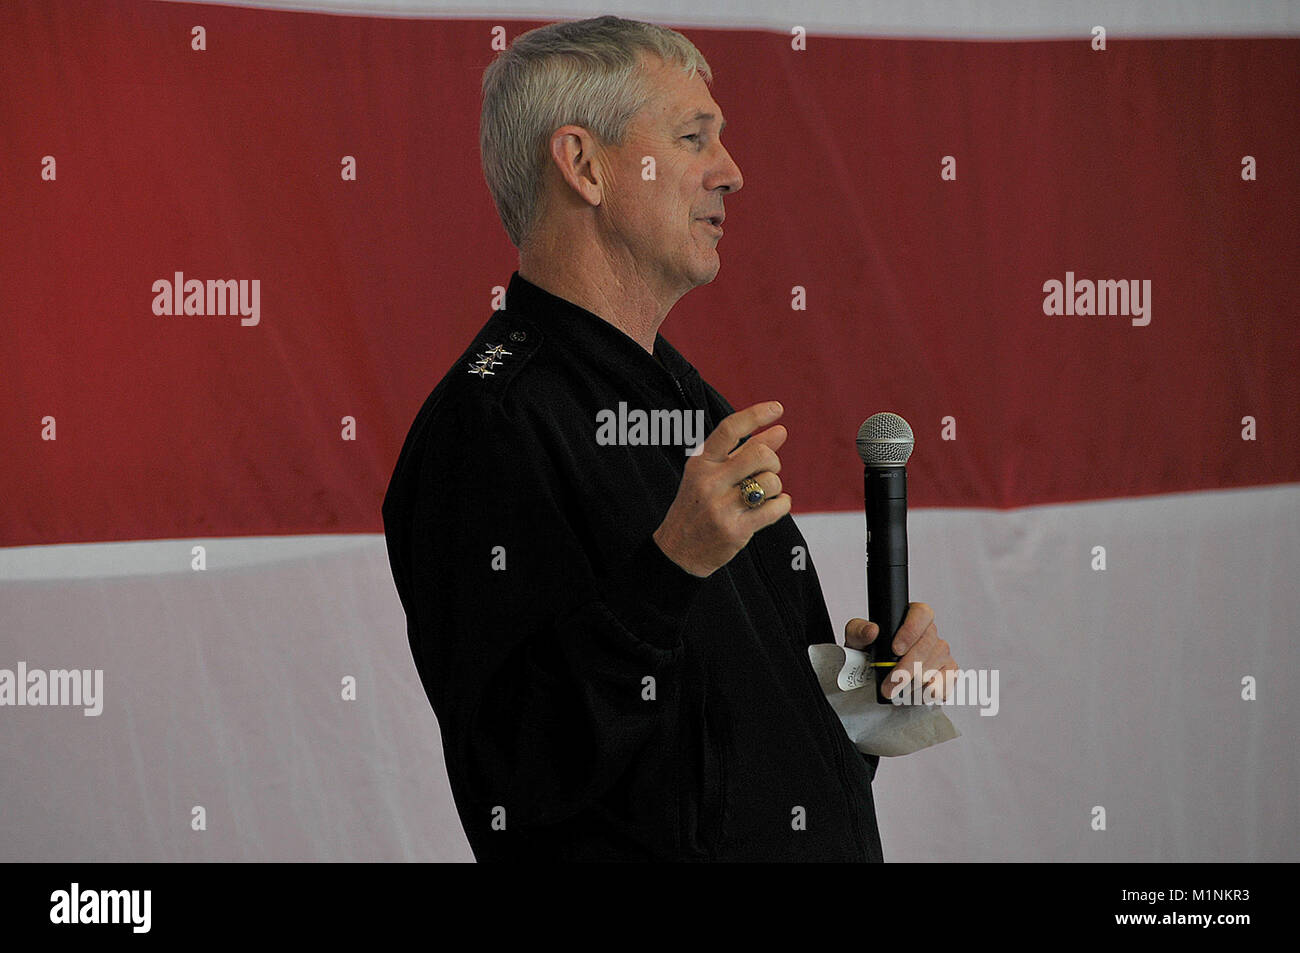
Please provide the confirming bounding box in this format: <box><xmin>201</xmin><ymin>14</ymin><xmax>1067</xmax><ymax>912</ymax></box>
<box><xmin>807</xmin><ymin>644</ymin><xmax>960</xmax><ymax>757</ymax></box>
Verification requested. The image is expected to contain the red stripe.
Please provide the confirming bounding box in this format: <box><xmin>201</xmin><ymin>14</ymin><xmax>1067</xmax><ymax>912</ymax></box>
<box><xmin>2</xmin><ymin>2</ymin><xmax>1298</xmax><ymax>545</ymax></box>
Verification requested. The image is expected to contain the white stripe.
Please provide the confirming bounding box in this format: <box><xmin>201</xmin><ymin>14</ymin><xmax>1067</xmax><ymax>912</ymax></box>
<box><xmin>1</xmin><ymin>483</ymin><xmax>1296</xmax><ymax>860</ymax></box>
<box><xmin>0</xmin><ymin>534</ymin><xmax>375</xmax><ymax>580</ymax></box>
<box><xmin>153</xmin><ymin>0</ymin><xmax>1300</xmax><ymax>38</ymax></box>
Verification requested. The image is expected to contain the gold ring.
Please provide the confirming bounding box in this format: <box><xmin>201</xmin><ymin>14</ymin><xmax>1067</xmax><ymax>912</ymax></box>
<box><xmin>739</xmin><ymin>476</ymin><xmax>766</xmax><ymax>509</ymax></box>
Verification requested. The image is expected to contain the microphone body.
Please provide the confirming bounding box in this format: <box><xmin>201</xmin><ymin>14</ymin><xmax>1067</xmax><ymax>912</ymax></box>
<box><xmin>864</xmin><ymin>466</ymin><xmax>909</xmax><ymax>703</ymax></box>
<box><xmin>855</xmin><ymin>412</ymin><xmax>915</xmax><ymax>704</ymax></box>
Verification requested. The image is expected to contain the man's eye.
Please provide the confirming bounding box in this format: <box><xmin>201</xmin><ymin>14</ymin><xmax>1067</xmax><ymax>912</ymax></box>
<box><xmin>682</xmin><ymin>134</ymin><xmax>701</xmax><ymax>143</ymax></box>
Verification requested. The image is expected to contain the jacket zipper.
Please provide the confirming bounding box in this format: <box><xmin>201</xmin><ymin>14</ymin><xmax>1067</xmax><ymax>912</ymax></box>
<box><xmin>670</xmin><ymin>375</ymin><xmax>687</xmax><ymax>408</ymax></box>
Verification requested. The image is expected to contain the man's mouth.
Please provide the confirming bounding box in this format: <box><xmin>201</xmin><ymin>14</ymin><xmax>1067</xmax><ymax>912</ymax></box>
<box><xmin>696</xmin><ymin>215</ymin><xmax>724</xmax><ymax>234</ymax></box>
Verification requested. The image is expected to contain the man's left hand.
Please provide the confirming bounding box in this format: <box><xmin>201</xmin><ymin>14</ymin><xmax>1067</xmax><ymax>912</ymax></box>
<box><xmin>844</xmin><ymin>602</ymin><xmax>957</xmax><ymax>702</ymax></box>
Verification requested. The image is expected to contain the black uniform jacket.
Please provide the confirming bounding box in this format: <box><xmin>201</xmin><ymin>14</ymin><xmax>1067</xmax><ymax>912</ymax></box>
<box><xmin>382</xmin><ymin>271</ymin><xmax>883</xmax><ymax>861</ymax></box>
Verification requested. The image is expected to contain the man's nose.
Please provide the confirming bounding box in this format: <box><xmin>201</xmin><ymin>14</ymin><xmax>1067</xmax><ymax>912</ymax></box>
<box><xmin>718</xmin><ymin>145</ymin><xmax>743</xmax><ymax>193</ymax></box>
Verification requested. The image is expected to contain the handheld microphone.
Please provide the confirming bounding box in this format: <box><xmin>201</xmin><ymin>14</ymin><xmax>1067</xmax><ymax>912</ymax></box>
<box><xmin>855</xmin><ymin>412</ymin><xmax>915</xmax><ymax>704</ymax></box>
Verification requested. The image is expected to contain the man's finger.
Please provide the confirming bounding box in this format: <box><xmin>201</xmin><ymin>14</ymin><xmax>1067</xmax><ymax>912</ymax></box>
<box><xmin>890</xmin><ymin>601</ymin><xmax>936</xmax><ymax>656</ymax></box>
<box><xmin>699</xmin><ymin>401</ymin><xmax>784</xmax><ymax>461</ymax></box>
<box><xmin>722</xmin><ymin>436</ymin><xmax>782</xmax><ymax>486</ymax></box>
<box><xmin>887</xmin><ymin>623</ymin><xmax>940</xmax><ymax>696</ymax></box>
<box><xmin>738</xmin><ymin>491</ymin><xmax>792</xmax><ymax>531</ymax></box>
<box><xmin>924</xmin><ymin>657</ymin><xmax>958</xmax><ymax>701</ymax></box>
<box><xmin>899</xmin><ymin>655</ymin><xmax>956</xmax><ymax>703</ymax></box>
<box><xmin>844</xmin><ymin>618</ymin><xmax>878</xmax><ymax>650</ymax></box>
<box><xmin>748</xmin><ymin>470</ymin><xmax>783</xmax><ymax>500</ymax></box>
<box><xmin>895</xmin><ymin>622</ymin><xmax>938</xmax><ymax>671</ymax></box>
<box><xmin>744</xmin><ymin>424</ymin><xmax>788</xmax><ymax>454</ymax></box>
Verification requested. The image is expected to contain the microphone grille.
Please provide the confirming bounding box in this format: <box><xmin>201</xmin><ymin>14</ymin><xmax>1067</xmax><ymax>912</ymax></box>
<box><xmin>856</xmin><ymin>412</ymin><xmax>914</xmax><ymax>466</ymax></box>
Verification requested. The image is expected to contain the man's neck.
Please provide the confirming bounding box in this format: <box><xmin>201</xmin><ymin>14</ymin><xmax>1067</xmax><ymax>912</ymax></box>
<box><xmin>517</xmin><ymin>237</ymin><xmax>682</xmax><ymax>355</ymax></box>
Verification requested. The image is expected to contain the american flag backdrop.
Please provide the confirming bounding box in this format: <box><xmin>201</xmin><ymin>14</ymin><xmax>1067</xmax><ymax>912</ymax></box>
<box><xmin>1</xmin><ymin>0</ymin><xmax>1297</xmax><ymax>864</ymax></box>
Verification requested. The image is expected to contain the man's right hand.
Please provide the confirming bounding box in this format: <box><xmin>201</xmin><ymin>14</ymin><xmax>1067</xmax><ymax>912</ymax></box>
<box><xmin>652</xmin><ymin>401</ymin><xmax>793</xmax><ymax>578</ymax></box>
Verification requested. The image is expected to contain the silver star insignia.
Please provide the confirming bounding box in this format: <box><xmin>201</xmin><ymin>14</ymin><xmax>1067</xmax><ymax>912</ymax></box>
<box><xmin>482</xmin><ymin>343</ymin><xmax>513</xmax><ymax>359</ymax></box>
<box><xmin>467</xmin><ymin>361</ymin><xmax>495</xmax><ymax>378</ymax></box>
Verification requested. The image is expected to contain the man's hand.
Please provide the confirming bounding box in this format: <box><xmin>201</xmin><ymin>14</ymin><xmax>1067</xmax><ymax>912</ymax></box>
<box><xmin>653</xmin><ymin>401</ymin><xmax>792</xmax><ymax>577</ymax></box>
<box><xmin>844</xmin><ymin>603</ymin><xmax>957</xmax><ymax>702</ymax></box>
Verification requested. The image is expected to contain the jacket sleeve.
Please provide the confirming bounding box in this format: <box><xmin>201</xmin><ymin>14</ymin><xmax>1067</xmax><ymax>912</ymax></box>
<box><xmin>401</xmin><ymin>395</ymin><xmax>705</xmax><ymax>847</ymax></box>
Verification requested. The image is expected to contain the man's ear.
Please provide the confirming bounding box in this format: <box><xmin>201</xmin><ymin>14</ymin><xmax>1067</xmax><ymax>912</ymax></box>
<box><xmin>547</xmin><ymin>125</ymin><xmax>603</xmax><ymax>208</ymax></box>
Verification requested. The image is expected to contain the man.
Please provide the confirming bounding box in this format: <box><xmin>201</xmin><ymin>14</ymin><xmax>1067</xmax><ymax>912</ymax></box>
<box><xmin>382</xmin><ymin>15</ymin><xmax>956</xmax><ymax>861</ymax></box>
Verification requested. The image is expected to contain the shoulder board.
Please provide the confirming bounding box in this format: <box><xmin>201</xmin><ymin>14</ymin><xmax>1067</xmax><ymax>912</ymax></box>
<box><xmin>458</xmin><ymin>313</ymin><xmax>543</xmax><ymax>400</ymax></box>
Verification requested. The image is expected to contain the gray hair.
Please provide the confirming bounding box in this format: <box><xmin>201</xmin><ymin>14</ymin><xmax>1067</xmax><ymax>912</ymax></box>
<box><xmin>479</xmin><ymin>15</ymin><xmax>713</xmax><ymax>248</ymax></box>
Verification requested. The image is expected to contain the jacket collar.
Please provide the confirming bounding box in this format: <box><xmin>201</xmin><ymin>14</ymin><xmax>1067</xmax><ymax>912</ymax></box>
<box><xmin>503</xmin><ymin>271</ymin><xmax>700</xmax><ymax>403</ymax></box>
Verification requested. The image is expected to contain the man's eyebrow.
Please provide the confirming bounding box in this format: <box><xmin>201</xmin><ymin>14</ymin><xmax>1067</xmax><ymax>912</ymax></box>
<box><xmin>676</xmin><ymin>111</ymin><xmax>727</xmax><ymax>133</ymax></box>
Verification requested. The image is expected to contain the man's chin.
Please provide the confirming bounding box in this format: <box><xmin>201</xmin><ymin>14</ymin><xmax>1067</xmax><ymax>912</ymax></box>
<box><xmin>690</xmin><ymin>254</ymin><xmax>722</xmax><ymax>287</ymax></box>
